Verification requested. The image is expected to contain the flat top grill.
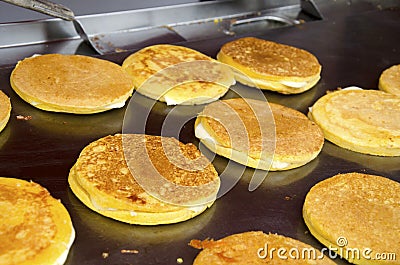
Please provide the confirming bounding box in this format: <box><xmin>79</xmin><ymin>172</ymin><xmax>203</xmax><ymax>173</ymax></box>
<box><xmin>0</xmin><ymin>1</ymin><xmax>400</xmax><ymax>264</ymax></box>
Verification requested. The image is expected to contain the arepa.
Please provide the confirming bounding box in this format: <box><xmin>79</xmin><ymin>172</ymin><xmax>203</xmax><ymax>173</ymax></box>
<box><xmin>217</xmin><ymin>37</ymin><xmax>321</xmax><ymax>94</ymax></box>
<box><xmin>309</xmin><ymin>88</ymin><xmax>400</xmax><ymax>156</ymax></box>
<box><xmin>303</xmin><ymin>172</ymin><xmax>400</xmax><ymax>265</ymax></box>
<box><xmin>0</xmin><ymin>177</ymin><xmax>75</xmax><ymax>265</ymax></box>
<box><xmin>379</xmin><ymin>64</ymin><xmax>400</xmax><ymax>96</ymax></box>
<box><xmin>10</xmin><ymin>54</ymin><xmax>134</xmax><ymax>114</ymax></box>
<box><xmin>122</xmin><ymin>44</ymin><xmax>235</xmax><ymax>105</ymax></box>
<box><xmin>0</xmin><ymin>91</ymin><xmax>11</xmax><ymax>133</ymax></box>
<box><xmin>68</xmin><ymin>134</ymin><xmax>220</xmax><ymax>225</ymax></box>
<box><xmin>190</xmin><ymin>231</ymin><xmax>336</xmax><ymax>264</ymax></box>
<box><xmin>195</xmin><ymin>98</ymin><xmax>324</xmax><ymax>171</ymax></box>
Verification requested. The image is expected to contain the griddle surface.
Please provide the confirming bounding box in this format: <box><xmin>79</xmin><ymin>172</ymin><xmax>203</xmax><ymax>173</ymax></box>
<box><xmin>0</xmin><ymin>8</ymin><xmax>399</xmax><ymax>265</ymax></box>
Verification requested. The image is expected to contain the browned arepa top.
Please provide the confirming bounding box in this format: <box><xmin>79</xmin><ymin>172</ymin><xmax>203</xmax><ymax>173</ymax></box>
<box><xmin>0</xmin><ymin>177</ymin><xmax>74</xmax><ymax>265</ymax></box>
<box><xmin>218</xmin><ymin>37</ymin><xmax>321</xmax><ymax>79</ymax></box>
<box><xmin>71</xmin><ymin>134</ymin><xmax>219</xmax><ymax>212</ymax></box>
<box><xmin>10</xmin><ymin>54</ymin><xmax>134</xmax><ymax>113</ymax></box>
<box><xmin>303</xmin><ymin>172</ymin><xmax>400</xmax><ymax>264</ymax></box>
<box><xmin>199</xmin><ymin>98</ymin><xmax>323</xmax><ymax>160</ymax></box>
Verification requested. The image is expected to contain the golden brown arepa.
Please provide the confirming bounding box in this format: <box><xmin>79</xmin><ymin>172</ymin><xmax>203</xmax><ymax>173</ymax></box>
<box><xmin>195</xmin><ymin>98</ymin><xmax>324</xmax><ymax>171</ymax></box>
<box><xmin>0</xmin><ymin>177</ymin><xmax>75</xmax><ymax>265</ymax></box>
<box><xmin>10</xmin><ymin>54</ymin><xmax>134</xmax><ymax>114</ymax></box>
<box><xmin>379</xmin><ymin>64</ymin><xmax>400</xmax><ymax>96</ymax></box>
<box><xmin>309</xmin><ymin>88</ymin><xmax>400</xmax><ymax>156</ymax></box>
<box><xmin>121</xmin><ymin>44</ymin><xmax>235</xmax><ymax>105</ymax></box>
<box><xmin>190</xmin><ymin>231</ymin><xmax>336</xmax><ymax>264</ymax></box>
<box><xmin>68</xmin><ymin>134</ymin><xmax>220</xmax><ymax>225</ymax></box>
<box><xmin>303</xmin><ymin>172</ymin><xmax>400</xmax><ymax>265</ymax></box>
<box><xmin>217</xmin><ymin>37</ymin><xmax>321</xmax><ymax>94</ymax></box>
<box><xmin>0</xmin><ymin>91</ymin><xmax>11</xmax><ymax>133</ymax></box>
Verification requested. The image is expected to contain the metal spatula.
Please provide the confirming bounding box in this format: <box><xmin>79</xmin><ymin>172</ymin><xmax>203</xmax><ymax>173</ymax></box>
<box><xmin>1</xmin><ymin>0</ymin><xmax>112</xmax><ymax>54</ymax></box>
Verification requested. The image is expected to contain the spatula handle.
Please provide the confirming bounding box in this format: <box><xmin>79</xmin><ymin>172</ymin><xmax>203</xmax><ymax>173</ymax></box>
<box><xmin>1</xmin><ymin>0</ymin><xmax>75</xmax><ymax>21</ymax></box>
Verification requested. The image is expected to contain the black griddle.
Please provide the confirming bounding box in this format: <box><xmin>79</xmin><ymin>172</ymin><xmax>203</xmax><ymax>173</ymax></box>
<box><xmin>0</xmin><ymin>7</ymin><xmax>400</xmax><ymax>265</ymax></box>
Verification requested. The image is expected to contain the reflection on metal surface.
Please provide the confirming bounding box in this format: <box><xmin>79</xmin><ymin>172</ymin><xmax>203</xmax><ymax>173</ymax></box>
<box><xmin>0</xmin><ymin>0</ymin><xmax>324</xmax><ymax>65</ymax></box>
<box><xmin>223</xmin><ymin>14</ymin><xmax>300</xmax><ymax>36</ymax></box>
<box><xmin>0</xmin><ymin>1</ymin><xmax>302</xmax><ymax>48</ymax></box>
<box><xmin>323</xmin><ymin>142</ymin><xmax>400</xmax><ymax>173</ymax></box>
<box><xmin>12</xmin><ymin>95</ymin><xmax>125</xmax><ymax>138</ymax></box>
<box><xmin>67</xmin><ymin>188</ymin><xmax>216</xmax><ymax>244</ymax></box>
<box><xmin>0</xmin><ymin>126</ymin><xmax>10</xmax><ymax>150</ymax></box>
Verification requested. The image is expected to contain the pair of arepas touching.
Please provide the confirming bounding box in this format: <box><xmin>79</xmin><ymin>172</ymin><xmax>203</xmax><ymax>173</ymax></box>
<box><xmin>1</xmin><ymin>37</ymin><xmax>400</xmax><ymax>265</ymax></box>
<box><xmin>5</xmin><ymin>37</ymin><xmax>400</xmax><ymax>159</ymax></box>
